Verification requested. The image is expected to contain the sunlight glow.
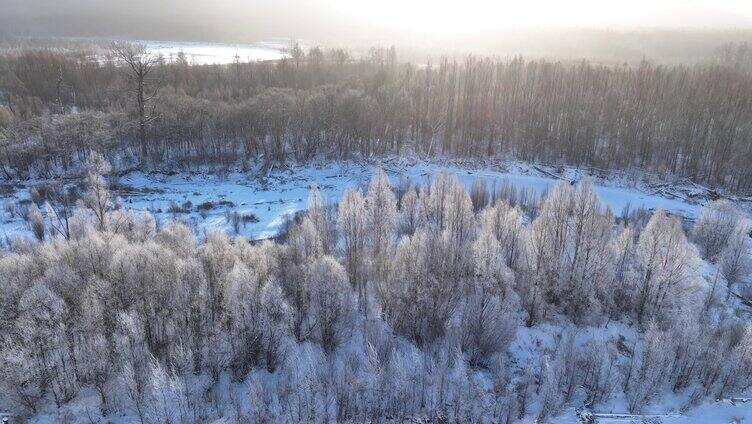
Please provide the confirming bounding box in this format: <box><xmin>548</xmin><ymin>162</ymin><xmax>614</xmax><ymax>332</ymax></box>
<box><xmin>331</xmin><ymin>0</ymin><xmax>752</xmax><ymax>34</ymax></box>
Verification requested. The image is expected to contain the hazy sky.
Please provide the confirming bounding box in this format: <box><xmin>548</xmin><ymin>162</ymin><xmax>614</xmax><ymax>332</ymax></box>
<box><xmin>3</xmin><ymin>0</ymin><xmax>752</xmax><ymax>41</ymax></box>
<box><xmin>334</xmin><ymin>0</ymin><xmax>752</xmax><ymax>33</ymax></box>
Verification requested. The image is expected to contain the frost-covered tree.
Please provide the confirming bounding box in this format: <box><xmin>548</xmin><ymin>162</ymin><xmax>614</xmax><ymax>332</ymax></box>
<box><xmin>0</xmin><ymin>343</ymin><xmax>47</xmax><ymax>413</ymax></box>
<box><xmin>561</xmin><ymin>180</ymin><xmax>614</xmax><ymax>322</ymax></box>
<box><xmin>397</xmin><ymin>185</ymin><xmax>421</xmax><ymax>236</ymax></box>
<box><xmin>625</xmin><ymin>324</ymin><xmax>672</xmax><ymax>413</ymax></box>
<box><xmin>84</xmin><ymin>152</ymin><xmax>113</xmax><ymax>232</ymax></box>
<box><xmin>307</xmin><ymin>256</ymin><xmax>356</xmax><ymax>353</ymax></box>
<box><xmin>224</xmin><ymin>262</ymin><xmax>264</xmax><ymax>378</ymax></box>
<box><xmin>27</xmin><ymin>203</ymin><xmax>45</xmax><ymax>241</ymax></box>
<box><xmin>0</xmin><ymin>253</ymin><xmax>38</xmax><ymax>333</ymax></box>
<box><xmin>635</xmin><ymin>211</ymin><xmax>703</xmax><ymax>325</ymax></box>
<box><xmin>1</xmin><ymin>282</ymin><xmax>74</xmax><ymax>413</ymax></box>
<box><xmin>455</xmin><ymin>276</ymin><xmax>517</xmax><ymax>366</ymax></box>
<box><xmin>16</xmin><ymin>282</ymin><xmax>78</xmax><ymax>407</ymax></box>
<box><xmin>440</xmin><ymin>176</ymin><xmax>476</xmax><ymax>254</ymax></box>
<box><xmin>45</xmin><ymin>200</ymin><xmax>68</xmax><ymax>240</ymax></box>
<box><xmin>384</xmin><ymin>228</ymin><xmax>465</xmax><ymax>346</ymax></box>
<box><xmin>365</xmin><ymin>168</ymin><xmax>397</xmax><ymax>305</ymax></box>
<box><xmin>116</xmin><ymin>311</ymin><xmax>152</xmax><ymax>424</ymax></box>
<box><xmin>537</xmin><ymin>352</ymin><xmax>565</xmax><ymax>422</ymax></box>
<box><xmin>520</xmin><ymin>183</ymin><xmax>573</xmax><ymax>325</ymax></box>
<box><xmin>156</xmin><ymin>221</ymin><xmax>198</xmax><ymax>258</ymax></box>
<box><xmin>419</xmin><ymin>171</ymin><xmax>455</xmax><ymax>231</ymax></box>
<box><xmin>693</xmin><ymin>200</ymin><xmax>745</xmax><ymax>260</ymax></box>
<box><xmin>479</xmin><ymin>200</ymin><xmax>525</xmax><ymax>269</ymax></box>
<box><xmin>287</xmin><ymin>217</ymin><xmax>323</xmax><ymax>265</ymax></box>
<box><xmin>518</xmin><ymin>227</ymin><xmax>547</xmax><ymax>326</ymax></box>
<box><xmin>533</xmin><ymin>181</ymin><xmax>573</xmax><ymax>268</ymax></box>
<box><xmin>77</xmin><ymin>285</ymin><xmax>114</xmax><ymax>410</ymax></box>
<box><xmin>259</xmin><ymin>281</ymin><xmax>293</xmax><ymax>372</ymax></box>
<box><xmin>307</xmin><ymin>183</ymin><xmax>335</xmax><ymax>254</ymax></box>
<box><xmin>470</xmin><ymin>178</ymin><xmax>490</xmax><ymax>213</ymax></box>
<box><xmin>338</xmin><ymin>187</ymin><xmax>367</xmax><ymax>314</ymax></box>
<box><xmin>199</xmin><ymin>231</ymin><xmax>237</xmax><ymax>323</ymax></box>
<box><xmin>609</xmin><ymin>225</ymin><xmax>638</xmax><ymax>317</ymax></box>
<box><xmin>718</xmin><ymin>220</ymin><xmax>751</xmax><ymax>295</ymax></box>
<box><xmin>577</xmin><ymin>338</ymin><xmax>617</xmax><ymax>406</ymax></box>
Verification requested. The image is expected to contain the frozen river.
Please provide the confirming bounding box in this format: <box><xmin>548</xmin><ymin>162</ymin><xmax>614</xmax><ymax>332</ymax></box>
<box><xmin>141</xmin><ymin>40</ymin><xmax>289</xmax><ymax>64</ymax></box>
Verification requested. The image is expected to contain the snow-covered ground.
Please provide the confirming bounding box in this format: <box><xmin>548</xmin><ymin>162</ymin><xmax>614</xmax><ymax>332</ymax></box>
<box><xmin>141</xmin><ymin>39</ymin><xmax>289</xmax><ymax>64</ymax></box>
<box><xmin>550</xmin><ymin>400</ymin><xmax>752</xmax><ymax>423</ymax></box>
<box><xmin>0</xmin><ymin>157</ymin><xmax>714</xmax><ymax>243</ymax></box>
<box><xmin>549</xmin><ymin>394</ymin><xmax>752</xmax><ymax>423</ymax></box>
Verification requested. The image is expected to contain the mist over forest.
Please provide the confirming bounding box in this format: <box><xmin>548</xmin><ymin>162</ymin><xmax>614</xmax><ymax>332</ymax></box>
<box><xmin>3</xmin><ymin>0</ymin><xmax>752</xmax><ymax>64</ymax></box>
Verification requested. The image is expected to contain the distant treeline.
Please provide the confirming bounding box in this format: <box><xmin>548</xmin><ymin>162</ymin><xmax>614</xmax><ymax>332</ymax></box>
<box><xmin>2</xmin><ymin>45</ymin><xmax>752</xmax><ymax>191</ymax></box>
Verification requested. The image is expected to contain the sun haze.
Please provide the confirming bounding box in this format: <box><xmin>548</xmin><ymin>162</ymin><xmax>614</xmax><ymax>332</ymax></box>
<box><xmin>332</xmin><ymin>0</ymin><xmax>752</xmax><ymax>34</ymax></box>
<box><xmin>3</xmin><ymin>0</ymin><xmax>752</xmax><ymax>41</ymax></box>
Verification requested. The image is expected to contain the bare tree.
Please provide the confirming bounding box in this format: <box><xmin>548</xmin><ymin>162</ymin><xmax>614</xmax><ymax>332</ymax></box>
<box><xmin>112</xmin><ymin>42</ymin><xmax>162</xmax><ymax>159</ymax></box>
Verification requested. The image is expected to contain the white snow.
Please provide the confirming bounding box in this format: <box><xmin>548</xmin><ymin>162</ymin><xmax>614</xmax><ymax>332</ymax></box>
<box><xmin>109</xmin><ymin>159</ymin><xmax>706</xmax><ymax>240</ymax></box>
<box><xmin>141</xmin><ymin>40</ymin><xmax>289</xmax><ymax>65</ymax></box>
<box><xmin>547</xmin><ymin>399</ymin><xmax>752</xmax><ymax>423</ymax></box>
<box><xmin>0</xmin><ymin>158</ymin><xmax>710</xmax><ymax>243</ymax></box>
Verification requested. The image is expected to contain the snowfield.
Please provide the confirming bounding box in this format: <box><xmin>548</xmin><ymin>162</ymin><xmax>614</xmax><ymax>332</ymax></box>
<box><xmin>0</xmin><ymin>157</ymin><xmax>712</xmax><ymax>244</ymax></box>
<box><xmin>141</xmin><ymin>39</ymin><xmax>289</xmax><ymax>64</ymax></box>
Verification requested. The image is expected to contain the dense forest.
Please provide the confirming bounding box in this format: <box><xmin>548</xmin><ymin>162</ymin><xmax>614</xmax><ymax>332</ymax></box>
<box><xmin>1</xmin><ymin>152</ymin><xmax>751</xmax><ymax>422</ymax></box>
<box><xmin>3</xmin><ymin>42</ymin><xmax>752</xmax><ymax>191</ymax></box>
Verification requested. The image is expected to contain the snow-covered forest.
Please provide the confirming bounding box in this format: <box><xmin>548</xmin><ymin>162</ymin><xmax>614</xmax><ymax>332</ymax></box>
<box><xmin>1</xmin><ymin>153</ymin><xmax>751</xmax><ymax>422</ymax></box>
<box><xmin>2</xmin><ymin>34</ymin><xmax>752</xmax><ymax>422</ymax></box>
<box><xmin>3</xmin><ymin>42</ymin><xmax>752</xmax><ymax>191</ymax></box>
